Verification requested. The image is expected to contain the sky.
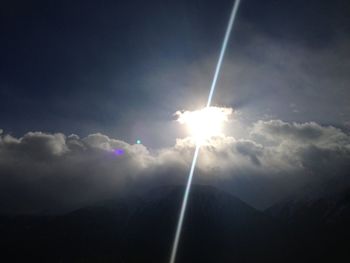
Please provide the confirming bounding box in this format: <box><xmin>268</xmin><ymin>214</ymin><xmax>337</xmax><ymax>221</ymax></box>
<box><xmin>1</xmin><ymin>0</ymin><xmax>350</xmax><ymax>214</ymax></box>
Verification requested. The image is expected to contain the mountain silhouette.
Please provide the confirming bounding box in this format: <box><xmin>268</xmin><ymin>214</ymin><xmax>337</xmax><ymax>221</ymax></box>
<box><xmin>266</xmin><ymin>187</ymin><xmax>350</xmax><ymax>263</ymax></box>
<box><xmin>1</xmin><ymin>184</ymin><xmax>349</xmax><ymax>262</ymax></box>
<box><xmin>124</xmin><ymin>185</ymin><xmax>281</xmax><ymax>263</ymax></box>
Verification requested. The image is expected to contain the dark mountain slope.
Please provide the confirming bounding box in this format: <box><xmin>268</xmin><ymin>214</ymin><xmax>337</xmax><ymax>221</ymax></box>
<box><xmin>266</xmin><ymin>187</ymin><xmax>350</xmax><ymax>262</ymax></box>
<box><xmin>1</xmin><ymin>184</ymin><xmax>349</xmax><ymax>262</ymax></box>
<box><xmin>123</xmin><ymin>185</ymin><xmax>285</xmax><ymax>263</ymax></box>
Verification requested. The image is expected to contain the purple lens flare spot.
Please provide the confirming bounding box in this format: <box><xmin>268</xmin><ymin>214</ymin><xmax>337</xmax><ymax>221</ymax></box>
<box><xmin>113</xmin><ymin>149</ymin><xmax>124</xmax><ymax>155</ymax></box>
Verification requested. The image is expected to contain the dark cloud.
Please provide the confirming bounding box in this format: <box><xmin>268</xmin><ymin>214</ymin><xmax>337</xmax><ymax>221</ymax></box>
<box><xmin>1</xmin><ymin>119</ymin><xmax>349</xmax><ymax>214</ymax></box>
<box><xmin>235</xmin><ymin>140</ymin><xmax>263</xmax><ymax>166</ymax></box>
<box><xmin>252</xmin><ymin>120</ymin><xmax>348</xmax><ymax>144</ymax></box>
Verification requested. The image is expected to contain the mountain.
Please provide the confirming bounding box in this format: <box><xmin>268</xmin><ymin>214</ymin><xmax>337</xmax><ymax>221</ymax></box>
<box><xmin>266</xmin><ymin>187</ymin><xmax>350</xmax><ymax>224</ymax></box>
<box><xmin>1</xmin><ymin>184</ymin><xmax>349</xmax><ymax>262</ymax></box>
<box><xmin>266</xmin><ymin>187</ymin><xmax>350</xmax><ymax>262</ymax></box>
<box><xmin>124</xmin><ymin>185</ymin><xmax>284</xmax><ymax>263</ymax></box>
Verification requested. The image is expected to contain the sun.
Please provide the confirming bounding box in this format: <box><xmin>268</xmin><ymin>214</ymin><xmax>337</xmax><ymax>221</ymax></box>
<box><xmin>175</xmin><ymin>107</ymin><xmax>232</xmax><ymax>144</ymax></box>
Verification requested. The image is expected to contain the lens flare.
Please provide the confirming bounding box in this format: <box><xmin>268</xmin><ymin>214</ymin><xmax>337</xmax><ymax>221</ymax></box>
<box><xmin>169</xmin><ymin>1</ymin><xmax>242</xmax><ymax>263</ymax></box>
<box><xmin>113</xmin><ymin>149</ymin><xmax>124</xmax><ymax>155</ymax></box>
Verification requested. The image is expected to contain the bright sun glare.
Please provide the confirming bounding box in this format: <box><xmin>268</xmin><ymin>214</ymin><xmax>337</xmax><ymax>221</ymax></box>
<box><xmin>176</xmin><ymin>107</ymin><xmax>232</xmax><ymax>144</ymax></box>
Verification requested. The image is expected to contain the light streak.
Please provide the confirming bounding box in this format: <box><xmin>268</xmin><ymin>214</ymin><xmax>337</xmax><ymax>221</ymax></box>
<box><xmin>206</xmin><ymin>0</ymin><xmax>241</xmax><ymax>108</ymax></box>
<box><xmin>169</xmin><ymin>1</ymin><xmax>242</xmax><ymax>263</ymax></box>
<box><xmin>169</xmin><ymin>144</ymin><xmax>200</xmax><ymax>263</ymax></box>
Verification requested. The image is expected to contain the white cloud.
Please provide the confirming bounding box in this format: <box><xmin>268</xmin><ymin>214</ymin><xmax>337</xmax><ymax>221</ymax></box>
<box><xmin>0</xmin><ymin>119</ymin><xmax>349</xmax><ymax>213</ymax></box>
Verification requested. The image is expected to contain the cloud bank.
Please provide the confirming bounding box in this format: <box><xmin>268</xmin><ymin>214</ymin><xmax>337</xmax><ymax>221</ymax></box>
<box><xmin>0</xmin><ymin>120</ymin><xmax>349</xmax><ymax>214</ymax></box>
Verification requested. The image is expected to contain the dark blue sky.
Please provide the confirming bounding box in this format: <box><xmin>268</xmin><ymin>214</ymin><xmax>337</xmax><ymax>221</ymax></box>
<box><xmin>1</xmin><ymin>0</ymin><xmax>350</xmax><ymax>146</ymax></box>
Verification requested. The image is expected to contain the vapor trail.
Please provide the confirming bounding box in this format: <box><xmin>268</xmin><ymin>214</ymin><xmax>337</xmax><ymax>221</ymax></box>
<box><xmin>169</xmin><ymin>1</ymin><xmax>242</xmax><ymax>263</ymax></box>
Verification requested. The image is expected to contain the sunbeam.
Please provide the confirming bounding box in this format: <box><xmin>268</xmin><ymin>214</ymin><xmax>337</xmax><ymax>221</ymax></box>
<box><xmin>169</xmin><ymin>1</ymin><xmax>242</xmax><ymax>263</ymax></box>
